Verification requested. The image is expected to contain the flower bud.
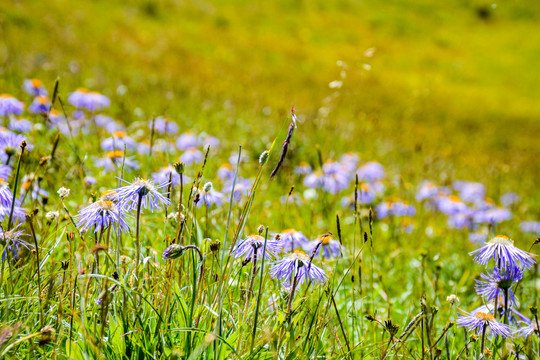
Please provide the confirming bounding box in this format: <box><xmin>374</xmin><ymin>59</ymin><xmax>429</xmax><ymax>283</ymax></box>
<box><xmin>259</xmin><ymin>150</ymin><xmax>269</xmax><ymax>165</ymax></box>
<box><xmin>163</xmin><ymin>244</ymin><xmax>184</xmax><ymax>260</ymax></box>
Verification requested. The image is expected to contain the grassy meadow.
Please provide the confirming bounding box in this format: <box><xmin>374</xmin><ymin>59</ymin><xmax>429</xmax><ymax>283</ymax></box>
<box><xmin>0</xmin><ymin>0</ymin><xmax>539</xmax><ymax>358</ymax></box>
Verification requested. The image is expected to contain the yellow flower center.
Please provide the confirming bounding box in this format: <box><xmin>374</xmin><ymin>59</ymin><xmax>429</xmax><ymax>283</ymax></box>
<box><xmin>107</xmin><ymin>150</ymin><xmax>124</xmax><ymax>159</ymax></box>
<box><xmin>113</xmin><ymin>131</ymin><xmax>126</xmax><ymax>139</ymax></box>
<box><xmin>488</xmin><ymin>235</ymin><xmax>513</xmax><ymax>246</ymax></box>
<box><xmin>282</xmin><ymin>228</ymin><xmax>296</xmax><ymax>234</ymax></box>
<box><xmin>31</xmin><ymin>79</ymin><xmax>43</xmax><ymax>87</ymax></box>
<box><xmin>98</xmin><ymin>200</ymin><xmax>114</xmax><ymax>210</ymax></box>
<box><xmin>475</xmin><ymin>312</ymin><xmax>495</xmax><ymax>321</ymax></box>
<box><xmin>318</xmin><ymin>234</ymin><xmax>332</xmax><ymax>245</ymax></box>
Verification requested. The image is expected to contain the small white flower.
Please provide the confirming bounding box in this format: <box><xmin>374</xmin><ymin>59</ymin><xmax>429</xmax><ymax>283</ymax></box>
<box><xmin>46</xmin><ymin>211</ymin><xmax>59</xmax><ymax>221</ymax></box>
<box><xmin>447</xmin><ymin>294</ymin><xmax>460</xmax><ymax>305</ymax></box>
<box><xmin>328</xmin><ymin>80</ymin><xmax>343</xmax><ymax>89</ymax></box>
<box><xmin>57</xmin><ymin>187</ymin><xmax>70</xmax><ymax>198</ymax></box>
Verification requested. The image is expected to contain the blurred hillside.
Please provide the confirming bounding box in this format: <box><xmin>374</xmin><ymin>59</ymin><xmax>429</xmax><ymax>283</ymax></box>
<box><xmin>1</xmin><ymin>0</ymin><xmax>539</xmax><ymax>190</ymax></box>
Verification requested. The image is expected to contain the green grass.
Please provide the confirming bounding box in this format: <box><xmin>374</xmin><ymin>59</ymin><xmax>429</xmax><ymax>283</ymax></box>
<box><xmin>0</xmin><ymin>0</ymin><xmax>539</xmax><ymax>358</ymax></box>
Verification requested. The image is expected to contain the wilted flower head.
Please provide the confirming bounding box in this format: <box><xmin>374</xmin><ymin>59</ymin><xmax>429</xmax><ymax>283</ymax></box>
<box><xmin>376</xmin><ymin>199</ymin><xmax>416</xmax><ymax>219</ymax></box>
<box><xmin>269</xmin><ymin>251</ymin><xmax>328</xmax><ymax>287</ymax></box>
<box><xmin>470</xmin><ymin>235</ymin><xmax>536</xmax><ymax>270</ymax></box>
<box><xmin>163</xmin><ymin>244</ymin><xmax>184</xmax><ymax>260</ymax></box>
<box><xmin>8</xmin><ymin>117</ymin><xmax>33</xmax><ymax>133</ymax></box>
<box><xmin>115</xmin><ymin>178</ymin><xmax>170</xmax><ymax>212</ymax></box>
<box><xmin>0</xmin><ymin>131</ymin><xmax>32</xmax><ymax>163</ymax></box>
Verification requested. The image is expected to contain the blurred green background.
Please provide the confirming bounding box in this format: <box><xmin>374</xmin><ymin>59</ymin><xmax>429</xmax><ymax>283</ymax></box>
<box><xmin>1</xmin><ymin>0</ymin><xmax>539</xmax><ymax>195</ymax></box>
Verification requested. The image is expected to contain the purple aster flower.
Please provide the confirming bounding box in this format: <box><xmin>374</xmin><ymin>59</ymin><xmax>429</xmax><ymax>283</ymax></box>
<box><xmin>469</xmin><ymin>229</ymin><xmax>489</xmax><ymax>244</ymax></box>
<box><xmin>94</xmin><ymin>115</ymin><xmax>125</xmax><ymax>133</ymax></box>
<box><xmin>152</xmin><ymin>165</ymin><xmax>191</xmax><ymax>187</ymax></box>
<box><xmin>84</xmin><ymin>176</ymin><xmax>97</xmax><ymax>186</ymax></box>
<box><xmin>304</xmin><ymin>233</ymin><xmax>344</xmax><ymax>259</ymax></box>
<box><xmin>200</xmin><ymin>134</ymin><xmax>220</xmax><ymax>148</ymax></box>
<box><xmin>0</xmin><ymin>164</ymin><xmax>11</xmax><ymax>181</ymax></box>
<box><xmin>294</xmin><ymin>161</ymin><xmax>312</xmax><ymax>175</ymax></box>
<box><xmin>448</xmin><ymin>211</ymin><xmax>473</xmax><ymax>230</ymax></box>
<box><xmin>0</xmin><ymin>94</ymin><xmax>24</xmax><ymax>117</ymax></box>
<box><xmin>223</xmin><ymin>178</ymin><xmax>251</xmax><ymax>203</ymax></box>
<box><xmin>68</xmin><ymin>88</ymin><xmax>110</xmax><ymax>112</ymax></box>
<box><xmin>0</xmin><ymin>204</ymin><xmax>26</xmax><ymax>223</ymax></box>
<box><xmin>473</xmin><ymin>207</ymin><xmax>512</xmax><ymax>225</ymax></box>
<box><xmin>234</xmin><ymin>234</ymin><xmax>283</xmax><ymax>261</ymax></box>
<box><xmin>217</xmin><ymin>163</ymin><xmax>235</xmax><ymax>181</ymax></box>
<box><xmin>229</xmin><ymin>152</ymin><xmax>248</xmax><ymax>165</ymax></box>
<box><xmin>150</xmin><ymin>116</ymin><xmax>179</xmax><ymax>135</ymax></box>
<box><xmin>339</xmin><ymin>152</ymin><xmax>360</xmax><ymax>174</ymax></box>
<box><xmin>101</xmin><ymin>131</ymin><xmax>137</xmax><ymax>151</ymax></box>
<box><xmin>23</xmin><ymin>79</ymin><xmax>48</xmax><ymax>97</ymax></box>
<box><xmin>470</xmin><ymin>235</ymin><xmax>536</xmax><ymax>270</ymax></box>
<box><xmin>76</xmin><ymin>192</ymin><xmax>130</xmax><ymax>234</ymax></box>
<box><xmin>94</xmin><ymin>151</ymin><xmax>139</xmax><ymax>173</ymax></box>
<box><xmin>0</xmin><ymin>224</ymin><xmax>33</xmax><ymax>261</ymax></box>
<box><xmin>520</xmin><ymin>221</ymin><xmax>540</xmax><ymax>234</ymax></box>
<box><xmin>176</xmin><ymin>131</ymin><xmax>199</xmax><ymax>150</ymax></box>
<box><xmin>457</xmin><ymin>310</ymin><xmax>512</xmax><ymax>338</ymax></box>
<box><xmin>0</xmin><ymin>131</ymin><xmax>32</xmax><ymax>164</ymax></box>
<box><xmin>515</xmin><ymin>321</ymin><xmax>539</xmax><ymax>339</ymax></box>
<box><xmin>475</xmin><ymin>266</ymin><xmax>523</xmax><ymax>306</ymax></box>
<box><xmin>0</xmin><ymin>179</ymin><xmax>14</xmax><ymax>207</ymax></box>
<box><xmin>435</xmin><ymin>195</ymin><xmax>468</xmax><ymax>215</ymax></box>
<box><xmin>453</xmin><ymin>181</ymin><xmax>486</xmax><ymax>203</ymax></box>
<box><xmin>416</xmin><ymin>181</ymin><xmax>440</xmax><ymax>202</ymax></box>
<box><xmin>500</xmin><ymin>192</ymin><xmax>519</xmax><ymax>207</ymax></box>
<box><xmin>180</xmin><ymin>148</ymin><xmax>203</xmax><ymax>165</ymax></box>
<box><xmin>28</xmin><ymin>96</ymin><xmax>51</xmax><ymax>114</ymax></box>
<box><xmin>8</xmin><ymin>118</ymin><xmax>33</xmax><ymax>133</ymax></box>
<box><xmin>269</xmin><ymin>251</ymin><xmax>327</xmax><ymax>286</ymax></box>
<box><xmin>356</xmin><ymin>161</ymin><xmax>385</xmax><ymax>182</ymax></box>
<box><xmin>115</xmin><ymin>178</ymin><xmax>170</xmax><ymax>212</ymax></box>
<box><xmin>278</xmin><ymin>229</ymin><xmax>308</xmax><ymax>252</ymax></box>
<box><xmin>376</xmin><ymin>199</ymin><xmax>416</xmax><ymax>219</ymax></box>
<box><xmin>196</xmin><ymin>182</ymin><xmax>224</xmax><ymax>208</ymax></box>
